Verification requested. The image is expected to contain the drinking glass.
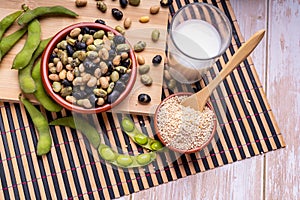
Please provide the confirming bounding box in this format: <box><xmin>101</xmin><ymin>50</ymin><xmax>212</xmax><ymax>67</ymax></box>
<box><xmin>167</xmin><ymin>3</ymin><xmax>232</xmax><ymax>84</ymax></box>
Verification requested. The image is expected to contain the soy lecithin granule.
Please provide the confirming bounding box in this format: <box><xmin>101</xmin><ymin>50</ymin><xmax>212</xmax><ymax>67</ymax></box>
<box><xmin>157</xmin><ymin>95</ymin><xmax>215</xmax><ymax>151</ymax></box>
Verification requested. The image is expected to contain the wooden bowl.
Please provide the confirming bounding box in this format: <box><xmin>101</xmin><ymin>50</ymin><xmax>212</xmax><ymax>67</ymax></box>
<box><xmin>41</xmin><ymin>22</ymin><xmax>137</xmax><ymax>114</ymax></box>
<box><xmin>154</xmin><ymin>92</ymin><xmax>217</xmax><ymax>154</ymax></box>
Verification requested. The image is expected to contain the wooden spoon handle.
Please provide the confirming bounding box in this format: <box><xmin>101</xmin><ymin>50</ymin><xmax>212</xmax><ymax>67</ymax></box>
<box><xmin>207</xmin><ymin>29</ymin><xmax>265</xmax><ymax>92</ymax></box>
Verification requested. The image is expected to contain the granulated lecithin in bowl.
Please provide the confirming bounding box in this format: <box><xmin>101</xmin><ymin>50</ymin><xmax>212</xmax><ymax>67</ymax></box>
<box><xmin>156</xmin><ymin>95</ymin><xmax>215</xmax><ymax>151</ymax></box>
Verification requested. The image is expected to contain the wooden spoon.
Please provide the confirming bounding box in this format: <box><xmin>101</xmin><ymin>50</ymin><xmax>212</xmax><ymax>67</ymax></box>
<box><xmin>180</xmin><ymin>29</ymin><xmax>265</xmax><ymax>111</ymax></box>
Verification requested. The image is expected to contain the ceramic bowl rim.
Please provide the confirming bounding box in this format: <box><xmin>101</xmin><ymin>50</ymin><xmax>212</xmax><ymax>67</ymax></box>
<box><xmin>41</xmin><ymin>22</ymin><xmax>137</xmax><ymax>114</ymax></box>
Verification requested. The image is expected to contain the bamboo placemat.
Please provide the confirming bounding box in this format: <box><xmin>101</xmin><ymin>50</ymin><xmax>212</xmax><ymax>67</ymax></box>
<box><xmin>0</xmin><ymin>0</ymin><xmax>285</xmax><ymax>199</ymax></box>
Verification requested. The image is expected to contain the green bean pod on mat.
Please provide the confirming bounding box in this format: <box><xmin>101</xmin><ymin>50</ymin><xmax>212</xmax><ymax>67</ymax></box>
<box><xmin>19</xmin><ymin>37</ymin><xmax>52</xmax><ymax>94</ymax></box>
<box><xmin>0</xmin><ymin>10</ymin><xmax>24</xmax><ymax>40</ymax></box>
<box><xmin>17</xmin><ymin>6</ymin><xmax>78</xmax><ymax>26</ymax></box>
<box><xmin>12</xmin><ymin>19</ymin><xmax>41</xmax><ymax>69</ymax></box>
<box><xmin>0</xmin><ymin>27</ymin><xmax>27</xmax><ymax>61</ymax></box>
<box><xmin>50</xmin><ymin>116</ymin><xmax>158</xmax><ymax>168</ymax></box>
<box><xmin>98</xmin><ymin>143</ymin><xmax>156</xmax><ymax>168</ymax></box>
<box><xmin>121</xmin><ymin>117</ymin><xmax>164</xmax><ymax>151</ymax></box>
<box><xmin>31</xmin><ymin>59</ymin><xmax>62</xmax><ymax>112</ymax></box>
<box><xmin>19</xmin><ymin>95</ymin><xmax>52</xmax><ymax>156</ymax></box>
<box><xmin>49</xmin><ymin>116</ymin><xmax>100</xmax><ymax>149</ymax></box>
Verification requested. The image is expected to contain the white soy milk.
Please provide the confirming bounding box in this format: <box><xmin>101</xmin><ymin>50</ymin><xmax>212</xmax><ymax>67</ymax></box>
<box><xmin>168</xmin><ymin>19</ymin><xmax>222</xmax><ymax>83</ymax></box>
<box><xmin>173</xmin><ymin>19</ymin><xmax>221</xmax><ymax>58</ymax></box>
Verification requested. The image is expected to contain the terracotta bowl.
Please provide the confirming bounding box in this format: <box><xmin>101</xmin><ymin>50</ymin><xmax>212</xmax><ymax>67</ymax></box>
<box><xmin>154</xmin><ymin>92</ymin><xmax>217</xmax><ymax>154</ymax></box>
<box><xmin>41</xmin><ymin>22</ymin><xmax>137</xmax><ymax>114</ymax></box>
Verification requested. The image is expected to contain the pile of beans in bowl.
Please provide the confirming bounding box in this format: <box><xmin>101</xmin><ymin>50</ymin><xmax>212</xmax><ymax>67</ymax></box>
<box><xmin>47</xmin><ymin>26</ymin><xmax>133</xmax><ymax>109</ymax></box>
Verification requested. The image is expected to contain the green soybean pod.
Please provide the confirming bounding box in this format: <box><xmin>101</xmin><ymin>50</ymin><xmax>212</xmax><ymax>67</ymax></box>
<box><xmin>19</xmin><ymin>37</ymin><xmax>52</xmax><ymax>93</ymax></box>
<box><xmin>17</xmin><ymin>6</ymin><xmax>78</xmax><ymax>26</ymax></box>
<box><xmin>12</xmin><ymin>19</ymin><xmax>41</xmax><ymax>69</ymax></box>
<box><xmin>49</xmin><ymin>116</ymin><xmax>101</xmax><ymax>149</ymax></box>
<box><xmin>19</xmin><ymin>95</ymin><xmax>52</xmax><ymax>156</ymax></box>
<box><xmin>0</xmin><ymin>27</ymin><xmax>27</xmax><ymax>61</ymax></box>
<box><xmin>31</xmin><ymin>60</ymin><xmax>62</xmax><ymax>112</ymax></box>
<box><xmin>98</xmin><ymin>143</ymin><xmax>156</xmax><ymax>168</ymax></box>
<box><xmin>0</xmin><ymin>10</ymin><xmax>23</xmax><ymax>40</ymax></box>
<box><xmin>121</xmin><ymin>117</ymin><xmax>164</xmax><ymax>151</ymax></box>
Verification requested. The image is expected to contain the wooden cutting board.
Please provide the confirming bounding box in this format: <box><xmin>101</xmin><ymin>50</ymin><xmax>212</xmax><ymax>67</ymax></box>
<box><xmin>0</xmin><ymin>0</ymin><xmax>169</xmax><ymax>115</ymax></box>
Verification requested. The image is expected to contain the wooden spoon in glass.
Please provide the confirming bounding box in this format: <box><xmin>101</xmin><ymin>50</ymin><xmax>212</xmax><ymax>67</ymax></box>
<box><xmin>180</xmin><ymin>29</ymin><xmax>265</xmax><ymax>111</ymax></box>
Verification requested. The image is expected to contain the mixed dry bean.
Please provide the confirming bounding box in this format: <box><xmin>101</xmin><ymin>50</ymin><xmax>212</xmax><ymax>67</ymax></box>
<box><xmin>48</xmin><ymin>26</ymin><xmax>133</xmax><ymax>109</ymax></box>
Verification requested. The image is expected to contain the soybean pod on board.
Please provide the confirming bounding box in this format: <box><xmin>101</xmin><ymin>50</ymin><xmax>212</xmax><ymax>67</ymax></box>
<box><xmin>98</xmin><ymin>143</ymin><xmax>156</xmax><ymax>168</ymax></box>
<box><xmin>31</xmin><ymin>59</ymin><xmax>62</xmax><ymax>112</ymax></box>
<box><xmin>0</xmin><ymin>10</ymin><xmax>24</xmax><ymax>40</ymax></box>
<box><xmin>19</xmin><ymin>95</ymin><xmax>52</xmax><ymax>156</ymax></box>
<box><xmin>19</xmin><ymin>37</ymin><xmax>52</xmax><ymax>94</ymax></box>
<box><xmin>121</xmin><ymin>117</ymin><xmax>164</xmax><ymax>151</ymax></box>
<box><xmin>12</xmin><ymin>19</ymin><xmax>41</xmax><ymax>69</ymax></box>
<box><xmin>0</xmin><ymin>27</ymin><xmax>27</xmax><ymax>61</ymax></box>
<box><xmin>17</xmin><ymin>6</ymin><xmax>78</xmax><ymax>26</ymax></box>
<box><xmin>49</xmin><ymin>116</ymin><xmax>100</xmax><ymax>149</ymax></box>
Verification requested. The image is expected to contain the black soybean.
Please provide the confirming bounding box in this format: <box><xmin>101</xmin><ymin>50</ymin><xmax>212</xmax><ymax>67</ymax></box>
<box><xmin>75</xmin><ymin>42</ymin><xmax>87</xmax><ymax>50</ymax></box>
<box><xmin>95</xmin><ymin>19</ymin><xmax>106</xmax><ymax>25</ymax></box>
<box><xmin>121</xmin><ymin>58</ymin><xmax>131</xmax><ymax>67</ymax></box>
<box><xmin>108</xmin><ymin>49</ymin><xmax>116</xmax><ymax>59</ymax></box>
<box><xmin>120</xmin><ymin>73</ymin><xmax>130</xmax><ymax>83</ymax></box>
<box><xmin>82</xmin><ymin>27</ymin><xmax>90</xmax><ymax>34</ymax></box>
<box><xmin>160</xmin><ymin>0</ymin><xmax>173</xmax><ymax>7</ymax></box>
<box><xmin>66</xmin><ymin>44</ymin><xmax>75</xmax><ymax>57</ymax></box>
<box><xmin>114</xmin><ymin>80</ymin><xmax>126</xmax><ymax>92</ymax></box>
<box><xmin>49</xmin><ymin>53</ymin><xmax>57</xmax><ymax>62</ymax></box>
<box><xmin>88</xmin><ymin>94</ymin><xmax>97</xmax><ymax>104</ymax></box>
<box><xmin>84</xmin><ymin>86</ymin><xmax>95</xmax><ymax>94</ymax></box>
<box><xmin>73</xmin><ymin>91</ymin><xmax>88</xmax><ymax>99</ymax></box>
<box><xmin>119</xmin><ymin>0</ymin><xmax>128</xmax><ymax>8</ymax></box>
<box><xmin>138</xmin><ymin>94</ymin><xmax>151</xmax><ymax>104</ymax></box>
<box><xmin>107</xmin><ymin>61</ymin><xmax>114</xmax><ymax>72</ymax></box>
<box><xmin>152</xmin><ymin>55</ymin><xmax>162</xmax><ymax>65</ymax></box>
<box><xmin>84</xmin><ymin>60</ymin><xmax>97</xmax><ymax>73</ymax></box>
<box><xmin>62</xmin><ymin>79</ymin><xmax>72</xmax><ymax>87</ymax></box>
<box><xmin>113</xmin><ymin>35</ymin><xmax>125</xmax><ymax>44</ymax></box>
<box><xmin>89</xmin><ymin>29</ymin><xmax>96</xmax><ymax>35</ymax></box>
<box><xmin>108</xmin><ymin>90</ymin><xmax>120</xmax><ymax>103</ymax></box>
<box><xmin>112</xmin><ymin>8</ymin><xmax>123</xmax><ymax>20</ymax></box>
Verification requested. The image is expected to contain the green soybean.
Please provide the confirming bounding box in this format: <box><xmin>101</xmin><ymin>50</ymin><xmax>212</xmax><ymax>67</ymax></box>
<box><xmin>0</xmin><ymin>27</ymin><xmax>27</xmax><ymax>61</ymax></box>
<box><xmin>19</xmin><ymin>95</ymin><xmax>52</xmax><ymax>156</ymax></box>
<box><xmin>49</xmin><ymin>116</ymin><xmax>101</xmax><ymax>149</ymax></box>
<box><xmin>98</xmin><ymin>144</ymin><xmax>156</xmax><ymax>168</ymax></box>
<box><xmin>12</xmin><ymin>19</ymin><xmax>41</xmax><ymax>69</ymax></box>
<box><xmin>121</xmin><ymin>117</ymin><xmax>164</xmax><ymax>151</ymax></box>
<box><xmin>0</xmin><ymin>10</ymin><xmax>23</xmax><ymax>40</ymax></box>
<box><xmin>31</xmin><ymin>60</ymin><xmax>62</xmax><ymax>112</ymax></box>
<box><xmin>19</xmin><ymin>37</ymin><xmax>52</xmax><ymax>93</ymax></box>
<box><xmin>17</xmin><ymin>6</ymin><xmax>78</xmax><ymax>26</ymax></box>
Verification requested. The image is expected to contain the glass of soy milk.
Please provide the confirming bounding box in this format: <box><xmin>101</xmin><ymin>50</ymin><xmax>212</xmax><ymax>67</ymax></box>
<box><xmin>167</xmin><ymin>3</ymin><xmax>232</xmax><ymax>84</ymax></box>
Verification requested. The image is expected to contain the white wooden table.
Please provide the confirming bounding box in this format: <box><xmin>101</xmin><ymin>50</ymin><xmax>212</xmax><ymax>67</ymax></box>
<box><xmin>121</xmin><ymin>1</ymin><xmax>300</xmax><ymax>199</ymax></box>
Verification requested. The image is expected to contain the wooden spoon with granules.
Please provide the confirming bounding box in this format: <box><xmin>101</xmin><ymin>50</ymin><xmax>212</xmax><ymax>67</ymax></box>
<box><xmin>180</xmin><ymin>29</ymin><xmax>265</xmax><ymax>112</ymax></box>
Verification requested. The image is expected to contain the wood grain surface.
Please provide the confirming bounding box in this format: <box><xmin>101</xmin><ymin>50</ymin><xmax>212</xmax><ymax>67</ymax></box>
<box><xmin>0</xmin><ymin>0</ymin><xmax>169</xmax><ymax>115</ymax></box>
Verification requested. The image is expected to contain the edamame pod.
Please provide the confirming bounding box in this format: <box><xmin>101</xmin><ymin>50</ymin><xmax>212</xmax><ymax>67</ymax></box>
<box><xmin>121</xmin><ymin>117</ymin><xmax>164</xmax><ymax>151</ymax></box>
<box><xmin>17</xmin><ymin>6</ymin><xmax>78</xmax><ymax>26</ymax></box>
<box><xmin>98</xmin><ymin>144</ymin><xmax>156</xmax><ymax>168</ymax></box>
<box><xmin>19</xmin><ymin>95</ymin><xmax>52</xmax><ymax>156</ymax></box>
<box><xmin>0</xmin><ymin>27</ymin><xmax>27</xmax><ymax>61</ymax></box>
<box><xmin>19</xmin><ymin>37</ymin><xmax>52</xmax><ymax>93</ymax></box>
<box><xmin>49</xmin><ymin>116</ymin><xmax>101</xmax><ymax>149</ymax></box>
<box><xmin>31</xmin><ymin>60</ymin><xmax>62</xmax><ymax>112</ymax></box>
<box><xmin>12</xmin><ymin>19</ymin><xmax>41</xmax><ymax>69</ymax></box>
<box><xmin>0</xmin><ymin>10</ymin><xmax>23</xmax><ymax>40</ymax></box>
